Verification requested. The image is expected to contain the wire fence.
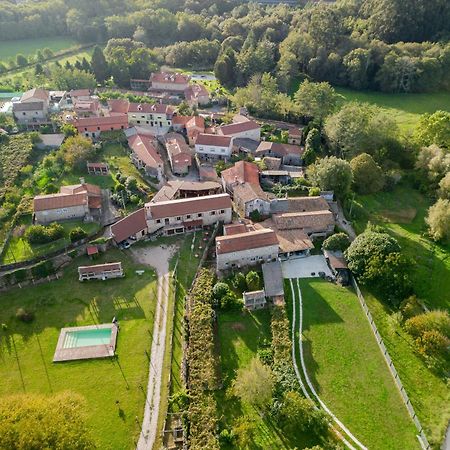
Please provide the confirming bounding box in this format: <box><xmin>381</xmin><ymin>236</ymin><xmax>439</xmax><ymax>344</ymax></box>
<box><xmin>351</xmin><ymin>277</ymin><xmax>430</xmax><ymax>450</ymax></box>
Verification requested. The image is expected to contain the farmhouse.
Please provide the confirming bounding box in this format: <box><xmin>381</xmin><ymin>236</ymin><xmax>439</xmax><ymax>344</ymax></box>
<box><xmin>195</xmin><ymin>134</ymin><xmax>233</xmax><ymax>161</ymax></box>
<box><xmin>78</xmin><ymin>262</ymin><xmax>124</xmax><ymax>281</ymax></box>
<box><xmin>33</xmin><ymin>183</ymin><xmax>102</xmax><ymax>224</ymax></box>
<box><xmin>163</xmin><ymin>133</ymin><xmax>193</xmax><ymax>175</ymax></box>
<box><xmin>74</xmin><ymin>99</ymin><xmax>101</xmax><ymax>117</ymax></box>
<box><xmin>145</xmin><ymin>193</ymin><xmax>232</xmax><ymax>235</ymax></box>
<box><xmin>150</xmin><ymin>72</ymin><xmax>191</xmax><ymax>93</ymax></box>
<box><xmin>256</xmin><ymin>141</ymin><xmax>305</xmax><ymax>166</ymax></box>
<box><xmin>110</xmin><ymin>208</ymin><xmax>148</xmax><ymax>244</ymax></box>
<box><xmin>13</xmin><ymin>88</ymin><xmax>49</xmax><ymax>124</ymax></box>
<box><xmin>128</xmin><ymin>102</ymin><xmax>173</xmax><ymax>128</ymax></box>
<box><xmin>218</xmin><ymin>117</ymin><xmax>260</xmax><ymax>141</ymax></box>
<box><xmin>73</xmin><ymin>115</ymin><xmax>128</xmax><ymax>139</ymax></box>
<box><xmin>221</xmin><ymin>160</ymin><xmax>260</xmax><ymax>194</ymax></box>
<box><xmin>184</xmin><ymin>83</ymin><xmax>210</xmax><ymax>107</ymax></box>
<box><xmin>127</xmin><ymin>134</ymin><xmax>164</xmax><ymax>181</ymax></box>
<box><xmin>215</xmin><ymin>223</ymin><xmax>279</xmax><ymax>271</ymax></box>
<box><xmin>152</xmin><ymin>180</ymin><xmax>222</xmax><ymax>202</ymax></box>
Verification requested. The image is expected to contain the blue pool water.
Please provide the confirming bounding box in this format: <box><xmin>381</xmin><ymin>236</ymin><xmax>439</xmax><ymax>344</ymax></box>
<box><xmin>63</xmin><ymin>328</ymin><xmax>112</xmax><ymax>348</ymax></box>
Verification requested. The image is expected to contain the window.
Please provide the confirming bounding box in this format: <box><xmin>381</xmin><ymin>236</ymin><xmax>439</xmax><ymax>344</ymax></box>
<box><xmin>97</xmin><ymin>127</ymin><xmax>100</xmax><ymax>131</ymax></box>
<box><xmin>176</xmin><ymin>216</ymin><xmax>181</xmax><ymax>221</ymax></box>
<box><xmin>210</xmin><ymin>211</ymin><xmax>216</xmax><ymax>216</ymax></box>
<box><xmin>165</xmin><ymin>218</ymin><xmax>170</xmax><ymax>225</ymax></box>
<box><xmin>22</xmin><ymin>112</ymin><xmax>26</xmax><ymax>116</ymax></box>
<box><xmin>186</xmin><ymin>214</ymin><xmax>191</xmax><ymax>219</ymax></box>
<box><xmin>198</xmin><ymin>213</ymin><xmax>202</xmax><ymax>218</ymax></box>
<box><xmin>84</xmin><ymin>127</ymin><xmax>88</xmax><ymax>131</ymax></box>
<box><xmin>156</xmin><ymin>219</ymin><xmax>161</xmax><ymax>224</ymax></box>
<box><xmin>220</xmin><ymin>209</ymin><xmax>225</xmax><ymax>214</ymax></box>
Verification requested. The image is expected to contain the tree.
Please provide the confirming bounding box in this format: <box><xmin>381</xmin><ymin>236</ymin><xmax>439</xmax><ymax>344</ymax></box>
<box><xmin>304</xmin><ymin>128</ymin><xmax>321</xmax><ymax>165</ymax></box>
<box><xmin>233</xmin><ymin>358</ymin><xmax>273</xmax><ymax>408</ymax></box>
<box><xmin>350</xmin><ymin>153</ymin><xmax>384</xmax><ymax>194</ymax></box>
<box><xmin>0</xmin><ymin>392</ymin><xmax>94</xmax><ymax>450</ymax></box>
<box><xmin>91</xmin><ymin>45</ymin><xmax>110</xmax><ymax>83</ymax></box>
<box><xmin>414</xmin><ymin>111</ymin><xmax>450</xmax><ymax>149</ymax></box>
<box><xmin>425</xmin><ymin>199</ymin><xmax>450</xmax><ymax>241</ymax></box>
<box><xmin>405</xmin><ymin>310</ymin><xmax>450</xmax><ymax>339</ymax></box>
<box><xmin>232</xmin><ymin>416</ymin><xmax>256</xmax><ymax>449</ymax></box>
<box><xmin>324</xmin><ymin>102</ymin><xmax>398</xmax><ymax>159</ymax></box>
<box><xmin>345</xmin><ymin>225</ymin><xmax>401</xmax><ymax>276</ymax></box>
<box><xmin>307</xmin><ymin>156</ymin><xmax>353</xmax><ymax>199</ymax></box>
<box><xmin>69</xmin><ymin>227</ymin><xmax>87</xmax><ymax>242</ymax></box>
<box><xmin>279</xmin><ymin>391</ymin><xmax>328</xmax><ymax>435</ymax></box>
<box><xmin>213</xmin><ymin>282</ymin><xmax>230</xmax><ymax>300</ymax></box>
<box><xmin>233</xmin><ymin>272</ymin><xmax>247</xmax><ymax>292</ymax></box>
<box><xmin>415</xmin><ymin>145</ymin><xmax>450</xmax><ymax>187</ymax></box>
<box><xmin>51</xmin><ymin>67</ymin><xmax>96</xmax><ymax>91</ymax></box>
<box><xmin>61</xmin><ymin>123</ymin><xmax>77</xmax><ymax>137</ymax></box>
<box><xmin>34</xmin><ymin>63</ymin><xmax>44</xmax><ymax>76</ymax></box>
<box><xmin>214</xmin><ymin>50</ymin><xmax>236</xmax><ymax>87</ymax></box>
<box><xmin>322</xmin><ymin>232</ymin><xmax>350</xmax><ymax>251</ymax></box>
<box><xmin>438</xmin><ymin>172</ymin><xmax>450</xmax><ymax>199</ymax></box>
<box><xmin>61</xmin><ymin>135</ymin><xmax>96</xmax><ymax>171</ymax></box>
<box><xmin>294</xmin><ymin>80</ymin><xmax>339</xmax><ymax>122</ymax></box>
<box><xmin>245</xmin><ymin>271</ymin><xmax>260</xmax><ymax>291</ymax></box>
<box><xmin>15</xmin><ymin>53</ymin><xmax>27</xmax><ymax>67</ymax></box>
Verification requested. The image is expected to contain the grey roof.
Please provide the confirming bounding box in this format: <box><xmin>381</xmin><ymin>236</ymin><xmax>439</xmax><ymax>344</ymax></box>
<box><xmin>262</xmin><ymin>260</ymin><xmax>284</xmax><ymax>297</ymax></box>
<box><xmin>37</xmin><ymin>134</ymin><xmax>65</xmax><ymax>148</ymax></box>
<box><xmin>13</xmin><ymin>101</ymin><xmax>44</xmax><ymax>112</ymax></box>
<box><xmin>233</xmin><ymin>138</ymin><xmax>260</xmax><ymax>152</ymax></box>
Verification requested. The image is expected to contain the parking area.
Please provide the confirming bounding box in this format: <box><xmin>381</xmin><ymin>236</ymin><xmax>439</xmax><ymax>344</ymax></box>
<box><xmin>281</xmin><ymin>255</ymin><xmax>332</xmax><ymax>279</ymax></box>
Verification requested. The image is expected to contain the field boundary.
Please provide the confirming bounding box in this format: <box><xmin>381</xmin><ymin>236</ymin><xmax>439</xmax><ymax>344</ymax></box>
<box><xmin>351</xmin><ymin>277</ymin><xmax>430</xmax><ymax>450</ymax></box>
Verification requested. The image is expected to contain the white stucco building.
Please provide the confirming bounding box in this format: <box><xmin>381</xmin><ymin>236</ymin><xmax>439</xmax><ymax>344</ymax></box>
<box><xmin>195</xmin><ymin>134</ymin><xmax>233</xmax><ymax>161</ymax></box>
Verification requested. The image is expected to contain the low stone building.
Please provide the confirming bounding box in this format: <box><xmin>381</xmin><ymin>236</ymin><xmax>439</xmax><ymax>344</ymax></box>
<box><xmin>243</xmin><ymin>290</ymin><xmax>267</xmax><ymax>310</ymax></box>
<box><xmin>87</xmin><ymin>162</ymin><xmax>109</xmax><ymax>176</ymax></box>
<box><xmin>78</xmin><ymin>262</ymin><xmax>124</xmax><ymax>281</ymax></box>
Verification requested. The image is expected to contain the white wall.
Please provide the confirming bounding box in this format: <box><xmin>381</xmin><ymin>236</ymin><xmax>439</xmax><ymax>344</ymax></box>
<box><xmin>216</xmin><ymin>244</ymin><xmax>279</xmax><ymax>271</ymax></box>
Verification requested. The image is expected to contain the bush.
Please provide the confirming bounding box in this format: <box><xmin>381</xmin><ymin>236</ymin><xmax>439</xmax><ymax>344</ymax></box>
<box><xmin>25</xmin><ymin>223</ymin><xmax>64</xmax><ymax>244</ymax></box>
<box><xmin>322</xmin><ymin>232</ymin><xmax>350</xmax><ymax>251</ymax></box>
<box><xmin>31</xmin><ymin>260</ymin><xmax>54</xmax><ymax>278</ymax></box>
<box><xmin>415</xmin><ymin>330</ymin><xmax>449</xmax><ymax>358</ymax></box>
<box><xmin>399</xmin><ymin>295</ymin><xmax>424</xmax><ymax>319</ymax></box>
<box><xmin>232</xmin><ymin>272</ymin><xmax>247</xmax><ymax>292</ymax></box>
<box><xmin>69</xmin><ymin>227</ymin><xmax>87</xmax><ymax>243</ymax></box>
<box><xmin>245</xmin><ymin>271</ymin><xmax>260</xmax><ymax>291</ymax></box>
<box><xmin>16</xmin><ymin>308</ymin><xmax>34</xmax><ymax>323</ymax></box>
<box><xmin>213</xmin><ymin>282</ymin><xmax>230</xmax><ymax>300</ymax></box>
<box><xmin>405</xmin><ymin>310</ymin><xmax>450</xmax><ymax>339</ymax></box>
<box><xmin>13</xmin><ymin>268</ymin><xmax>27</xmax><ymax>283</ymax></box>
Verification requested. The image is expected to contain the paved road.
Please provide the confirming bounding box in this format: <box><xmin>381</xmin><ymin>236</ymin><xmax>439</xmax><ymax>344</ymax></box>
<box><xmin>132</xmin><ymin>245</ymin><xmax>176</xmax><ymax>450</ymax></box>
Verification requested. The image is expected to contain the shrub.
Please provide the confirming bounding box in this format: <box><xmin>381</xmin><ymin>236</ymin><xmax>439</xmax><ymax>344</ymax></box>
<box><xmin>415</xmin><ymin>330</ymin><xmax>449</xmax><ymax>358</ymax></box>
<box><xmin>322</xmin><ymin>232</ymin><xmax>350</xmax><ymax>251</ymax></box>
<box><xmin>405</xmin><ymin>310</ymin><xmax>450</xmax><ymax>339</ymax></box>
<box><xmin>309</xmin><ymin>186</ymin><xmax>321</xmax><ymax>196</ymax></box>
<box><xmin>249</xmin><ymin>209</ymin><xmax>262</xmax><ymax>222</ymax></box>
<box><xmin>245</xmin><ymin>271</ymin><xmax>260</xmax><ymax>291</ymax></box>
<box><xmin>399</xmin><ymin>295</ymin><xmax>424</xmax><ymax>319</ymax></box>
<box><xmin>232</xmin><ymin>272</ymin><xmax>247</xmax><ymax>292</ymax></box>
<box><xmin>16</xmin><ymin>308</ymin><xmax>34</xmax><ymax>323</ymax></box>
<box><xmin>13</xmin><ymin>268</ymin><xmax>27</xmax><ymax>283</ymax></box>
<box><xmin>69</xmin><ymin>227</ymin><xmax>87</xmax><ymax>243</ymax></box>
<box><xmin>25</xmin><ymin>223</ymin><xmax>64</xmax><ymax>244</ymax></box>
<box><xmin>31</xmin><ymin>260</ymin><xmax>54</xmax><ymax>278</ymax></box>
<box><xmin>213</xmin><ymin>282</ymin><xmax>230</xmax><ymax>300</ymax></box>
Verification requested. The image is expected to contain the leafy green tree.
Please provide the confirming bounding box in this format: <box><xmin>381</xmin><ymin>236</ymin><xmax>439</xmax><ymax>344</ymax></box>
<box><xmin>0</xmin><ymin>392</ymin><xmax>94</xmax><ymax>450</ymax></box>
<box><xmin>232</xmin><ymin>416</ymin><xmax>256</xmax><ymax>449</ymax></box>
<box><xmin>322</xmin><ymin>232</ymin><xmax>350</xmax><ymax>251</ymax></box>
<box><xmin>69</xmin><ymin>227</ymin><xmax>88</xmax><ymax>242</ymax></box>
<box><xmin>294</xmin><ymin>80</ymin><xmax>339</xmax><ymax>122</ymax></box>
<box><xmin>414</xmin><ymin>111</ymin><xmax>450</xmax><ymax>149</ymax></box>
<box><xmin>350</xmin><ymin>153</ymin><xmax>384</xmax><ymax>194</ymax></box>
<box><xmin>233</xmin><ymin>272</ymin><xmax>247</xmax><ymax>292</ymax></box>
<box><xmin>61</xmin><ymin>123</ymin><xmax>77</xmax><ymax>137</ymax></box>
<box><xmin>307</xmin><ymin>156</ymin><xmax>353</xmax><ymax>199</ymax></box>
<box><xmin>51</xmin><ymin>67</ymin><xmax>96</xmax><ymax>90</ymax></box>
<box><xmin>438</xmin><ymin>172</ymin><xmax>450</xmax><ymax>199</ymax></box>
<box><xmin>304</xmin><ymin>128</ymin><xmax>321</xmax><ymax>164</ymax></box>
<box><xmin>15</xmin><ymin>53</ymin><xmax>27</xmax><ymax>67</ymax></box>
<box><xmin>214</xmin><ymin>50</ymin><xmax>236</xmax><ymax>87</ymax></box>
<box><xmin>61</xmin><ymin>135</ymin><xmax>96</xmax><ymax>171</ymax></box>
<box><xmin>245</xmin><ymin>271</ymin><xmax>260</xmax><ymax>291</ymax></box>
<box><xmin>233</xmin><ymin>358</ymin><xmax>273</xmax><ymax>408</ymax></box>
<box><xmin>425</xmin><ymin>198</ymin><xmax>450</xmax><ymax>241</ymax></box>
<box><xmin>213</xmin><ymin>282</ymin><xmax>230</xmax><ymax>300</ymax></box>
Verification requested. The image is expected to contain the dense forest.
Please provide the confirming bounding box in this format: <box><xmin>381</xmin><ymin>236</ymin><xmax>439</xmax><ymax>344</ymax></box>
<box><xmin>1</xmin><ymin>0</ymin><xmax>450</xmax><ymax>93</ymax></box>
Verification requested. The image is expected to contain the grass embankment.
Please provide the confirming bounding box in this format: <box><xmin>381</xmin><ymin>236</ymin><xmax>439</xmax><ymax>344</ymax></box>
<box><xmin>0</xmin><ymin>37</ymin><xmax>78</xmax><ymax>60</ymax></box>
<box><xmin>350</xmin><ymin>184</ymin><xmax>450</xmax><ymax>445</ymax></box>
<box><xmin>0</xmin><ymin>248</ymin><xmax>157</xmax><ymax>449</ymax></box>
<box><xmin>1</xmin><ymin>215</ymin><xmax>101</xmax><ymax>265</ymax></box>
<box><xmin>216</xmin><ymin>308</ymin><xmax>320</xmax><ymax>450</ymax></box>
<box><xmin>287</xmin><ymin>278</ymin><xmax>419</xmax><ymax>450</ymax></box>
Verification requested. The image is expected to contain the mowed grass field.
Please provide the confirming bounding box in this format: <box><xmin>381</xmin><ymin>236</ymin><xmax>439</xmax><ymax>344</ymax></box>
<box><xmin>288</xmin><ymin>278</ymin><xmax>419</xmax><ymax>450</ymax></box>
<box><xmin>216</xmin><ymin>308</ymin><xmax>323</xmax><ymax>450</ymax></box>
<box><xmin>0</xmin><ymin>248</ymin><xmax>157</xmax><ymax>449</ymax></box>
<box><xmin>335</xmin><ymin>87</ymin><xmax>450</xmax><ymax>132</ymax></box>
<box><xmin>0</xmin><ymin>36</ymin><xmax>78</xmax><ymax>60</ymax></box>
<box><xmin>350</xmin><ymin>183</ymin><xmax>450</xmax><ymax>445</ymax></box>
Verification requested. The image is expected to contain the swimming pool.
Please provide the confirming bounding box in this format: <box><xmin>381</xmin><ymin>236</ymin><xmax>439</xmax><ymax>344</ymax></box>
<box><xmin>63</xmin><ymin>328</ymin><xmax>112</xmax><ymax>349</ymax></box>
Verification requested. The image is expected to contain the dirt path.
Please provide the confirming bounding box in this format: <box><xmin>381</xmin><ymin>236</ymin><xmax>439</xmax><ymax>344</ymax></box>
<box><xmin>132</xmin><ymin>244</ymin><xmax>176</xmax><ymax>450</ymax></box>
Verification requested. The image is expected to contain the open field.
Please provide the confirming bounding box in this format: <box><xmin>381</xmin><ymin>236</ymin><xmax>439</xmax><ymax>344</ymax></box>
<box><xmin>216</xmin><ymin>308</ymin><xmax>321</xmax><ymax>450</ymax></box>
<box><xmin>0</xmin><ymin>248</ymin><xmax>157</xmax><ymax>449</ymax></box>
<box><xmin>287</xmin><ymin>278</ymin><xmax>419</xmax><ymax>450</ymax></box>
<box><xmin>335</xmin><ymin>87</ymin><xmax>450</xmax><ymax>132</ymax></box>
<box><xmin>351</xmin><ymin>183</ymin><xmax>449</xmax><ymax>311</ymax></box>
<box><xmin>1</xmin><ymin>215</ymin><xmax>101</xmax><ymax>265</ymax></box>
<box><xmin>0</xmin><ymin>36</ymin><xmax>78</xmax><ymax>60</ymax></box>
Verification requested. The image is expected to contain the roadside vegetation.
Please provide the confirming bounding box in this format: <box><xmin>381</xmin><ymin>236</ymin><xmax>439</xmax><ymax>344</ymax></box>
<box><xmin>0</xmin><ymin>248</ymin><xmax>157</xmax><ymax>449</ymax></box>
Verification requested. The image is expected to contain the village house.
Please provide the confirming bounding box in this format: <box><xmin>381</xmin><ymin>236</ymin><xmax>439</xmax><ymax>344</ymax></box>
<box><xmin>218</xmin><ymin>116</ymin><xmax>261</xmax><ymax>141</ymax></box>
<box><xmin>324</xmin><ymin>250</ymin><xmax>351</xmax><ymax>285</ymax></box>
<box><xmin>195</xmin><ymin>134</ymin><xmax>233</xmax><ymax>161</ymax></box>
<box><xmin>184</xmin><ymin>83</ymin><xmax>210</xmax><ymax>107</ymax></box>
<box><xmin>127</xmin><ymin>134</ymin><xmax>164</xmax><ymax>182</ymax></box>
<box><xmin>73</xmin><ymin>98</ymin><xmax>101</xmax><ymax>118</ymax></box>
<box><xmin>151</xmin><ymin>180</ymin><xmax>222</xmax><ymax>203</ymax></box>
<box><xmin>33</xmin><ymin>183</ymin><xmax>102</xmax><ymax>224</ymax></box>
<box><xmin>87</xmin><ymin>162</ymin><xmax>109</xmax><ymax>176</ymax></box>
<box><xmin>73</xmin><ymin>115</ymin><xmax>128</xmax><ymax>139</ymax></box>
<box><xmin>221</xmin><ymin>160</ymin><xmax>260</xmax><ymax>194</ymax></box>
<box><xmin>78</xmin><ymin>262</ymin><xmax>124</xmax><ymax>281</ymax></box>
<box><xmin>128</xmin><ymin>102</ymin><xmax>173</xmax><ymax>129</ymax></box>
<box><xmin>150</xmin><ymin>72</ymin><xmax>191</xmax><ymax>93</ymax></box>
<box><xmin>68</xmin><ymin>89</ymin><xmax>92</xmax><ymax>102</ymax></box>
<box><xmin>288</xmin><ymin>128</ymin><xmax>303</xmax><ymax>145</ymax></box>
<box><xmin>215</xmin><ymin>223</ymin><xmax>279</xmax><ymax>271</ymax></box>
<box><xmin>13</xmin><ymin>88</ymin><xmax>49</xmax><ymax>124</ymax></box>
<box><xmin>145</xmin><ymin>193</ymin><xmax>232</xmax><ymax>235</ymax></box>
<box><xmin>171</xmin><ymin>115</ymin><xmax>205</xmax><ymax>145</ymax></box>
<box><xmin>163</xmin><ymin>133</ymin><xmax>193</xmax><ymax>175</ymax></box>
<box><xmin>110</xmin><ymin>208</ymin><xmax>148</xmax><ymax>244</ymax></box>
<box><xmin>243</xmin><ymin>290</ymin><xmax>267</xmax><ymax>310</ymax></box>
<box><xmin>256</xmin><ymin>141</ymin><xmax>305</xmax><ymax>166</ymax></box>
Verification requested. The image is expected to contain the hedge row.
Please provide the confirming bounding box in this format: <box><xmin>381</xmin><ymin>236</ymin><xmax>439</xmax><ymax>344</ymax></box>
<box><xmin>187</xmin><ymin>268</ymin><xmax>220</xmax><ymax>450</ymax></box>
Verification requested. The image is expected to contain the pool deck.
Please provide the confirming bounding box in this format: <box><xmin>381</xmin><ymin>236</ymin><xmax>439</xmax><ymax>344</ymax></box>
<box><xmin>53</xmin><ymin>323</ymin><xmax>118</xmax><ymax>362</ymax></box>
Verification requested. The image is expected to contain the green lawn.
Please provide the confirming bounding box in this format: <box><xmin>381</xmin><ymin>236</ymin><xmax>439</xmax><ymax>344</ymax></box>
<box><xmin>0</xmin><ymin>36</ymin><xmax>78</xmax><ymax>60</ymax></box>
<box><xmin>216</xmin><ymin>308</ymin><xmax>320</xmax><ymax>450</ymax></box>
<box><xmin>0</xmin><ymin>248</ymin><xmax>157</xmax><ymax>449</ymax></box>
<box><xmin>1</xmin><ymin>216</ymin><xmax>101</xmax><ymax>265</ymax></box>
<box><xmin>288</xmin><ymin>278</ymin><xmax>419</xmax><ymax>450</ymax></box>
<box><xmin>335</xmin><ymin>87</ymin><xmax>450</xmax><ymax>132</ymax></box>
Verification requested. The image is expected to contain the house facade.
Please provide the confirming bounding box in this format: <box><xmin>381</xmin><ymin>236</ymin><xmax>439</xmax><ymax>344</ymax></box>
<box><xmin>13</xmin><ymin>88</ymin><xmax>49</xmax><ymax>124</ymax></box>
<box><xmin>145</xmin><ymin>193</ymin><xmax>232</xmax><ymax>235</ymax></box>
<box><xmin>233</xmin><ymin>182</ymin><xmax>271</xmax><ymax>218</ymax></box>
<box><xmin>74</xmin><ymin>115</ymin><xmax>128</xmax><ymax>138</ymax></box>
<box><xmin>164</xmin><ymin>133</ymin><xmax>193</xmax><ymax>175</ymax></box>
<box><xmin>127</xmin><ymin>103</ymin><xmax>173</xmax><ymax>128</ymax></box>
<box><xmin>218</xmin><ymin>119</ymin><xmax>260</xmax><ymax>141</ymax></box>
<box><xmin>195</xmin><ymin>134</ymin><xmax>233</xmax><ymax>161</ymax></box>
<box><xmin>184</xmin><ymin>84</ymin><xmax>210</xmax><ymax>107</ymax></box>
<box><xmin>150</xmin><ymin>72</ymin><xmax>191</xmax><ymax>93</ymax></box>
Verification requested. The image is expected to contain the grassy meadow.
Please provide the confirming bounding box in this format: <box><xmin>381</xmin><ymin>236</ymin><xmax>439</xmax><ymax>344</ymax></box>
<box><xmin>0</xmin><ymin>248</ymin><xmax>157</xmax><ymax>449</ymax></box>
<box><xmin>287</xmin><ymin>278</ymin><xmax>419</xmax><ymax>450</ymax></box>
<box><xmin>0</xmin><ymin>36</ymin><xmax>78</xmax><ymax>60</ymax></box>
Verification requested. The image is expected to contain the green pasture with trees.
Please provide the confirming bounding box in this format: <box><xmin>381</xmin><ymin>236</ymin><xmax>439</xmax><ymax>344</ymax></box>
<box><xmin>0</xmin><ymin>36</ymin><xmax>77</xmax><ymax>60</ymax></box>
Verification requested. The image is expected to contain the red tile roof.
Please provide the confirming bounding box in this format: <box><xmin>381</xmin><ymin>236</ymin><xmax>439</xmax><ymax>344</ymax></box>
<box><xmin>195</xmin><ymin>133</ymin><xmax>232</xmax><ymax>147</ymax></box>
<box><xmin>216</xmin><ymin>228</ymin><xmax>278</xmax><ymax>254</ymax></box>
<box><xmin>128</xmin><ymin>102</ymin><xmax>173</xmax><ymax>115</ymax></box>
<box><xmin>60</xmin><ymin>183</ymin><xmax>101</xmax><ymax>196</ymax></box>
<box><xmin>256</xmin><ymin>141</ymin><xmax>304</xmax><ymax>157</ymax></box>
<box><xmin>223</xmin><ymin>223</ymin><xmax>247</xmax><ymax>235</ymax></box>
<box><xmin>21</xmin><ymin>88</ymin><xmax>49</xmax><ymax>103</ymax></box>
<box><xmin>34</xmin><ymin>192</ymin><xmax>88</xmax><ymax>211</ymax></box>
<box><xmin>128</xmin><ymin>134</ymin><xmax>163</xmax><ymax>169</ymax></box>
<box><xmin>111</xmin><ymin>208</ymin><xmax>147</xmax><ymax>243</ymax></box>
<box><xmin>186</xmin><ymin>116</ymin><xmax>205</xmax><ymax>130</ymax></box>
<box><xmin>87</xmin><ymin>245</ymin><xmax>98</xmax><ymax>255</ymax></box>
<box><xmin>73</xmin><ymin>114</ymin><xmax>128</xmax><ymax>132</ymax></box>
<box><xmin>150</xmin><ymin>72</ymin><xmax>190</xmax><ymax>85</ymax></box>
<box><xmin>147</xmin><ymin>194</ymin><xmax>231</xmax><ymax>220</ymax></box>
<box><xmin>218</xmin><ymin>120</ymin><xmax>260</xmax><ymax>136</ymax></box>
<box><xmin>172</xmin><ymin>115</ymin><xmax>192</xmax><ymax>125</ymax></box>
<box><xmin>108</xmin><ymin>99</ymin><xmax>129</xmax><ymax>114</ymax></box>
<box><xmin>221</xmin><ymin>161</ymin><xmax>260</xmax><ymax>186</ymax></box>
<box><xmin>184</xmin><ymin>84</ymin><xmax>209</xmax><ymax>101</ymax></box>
<box><xmin>78</xmin><ymin>262</ymin><xmax>122</xmax><ymax>274</ymax></box>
